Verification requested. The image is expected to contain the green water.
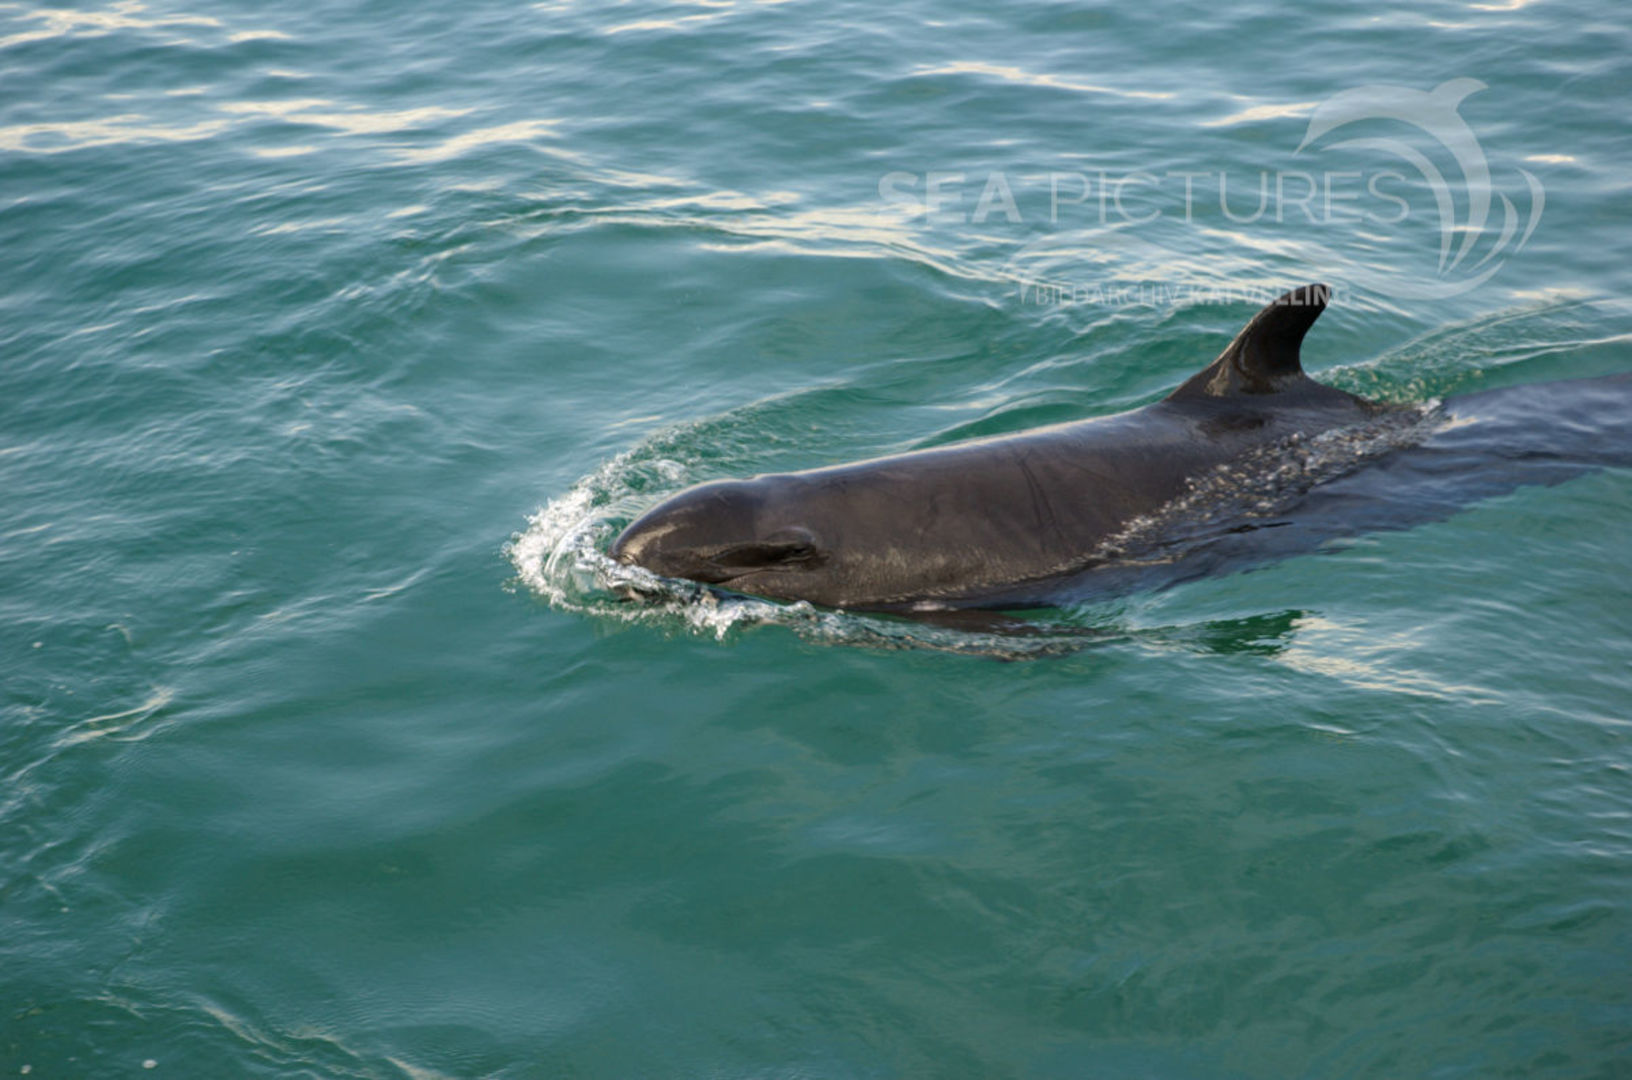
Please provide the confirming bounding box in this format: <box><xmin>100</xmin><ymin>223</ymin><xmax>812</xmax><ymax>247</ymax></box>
<box><xmin>3</xmin><ymin>0</ymin><xmax>1630</xmax><ymax>1076</ymax></box>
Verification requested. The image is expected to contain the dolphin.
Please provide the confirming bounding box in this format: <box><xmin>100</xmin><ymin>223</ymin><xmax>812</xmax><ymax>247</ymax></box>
<box><xmin>609</xmin><ymin>285</ymin><xmax>1629</xmax><ymax>612</ymax></box>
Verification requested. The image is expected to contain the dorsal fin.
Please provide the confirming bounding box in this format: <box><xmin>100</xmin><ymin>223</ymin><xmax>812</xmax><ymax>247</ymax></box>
<box><xmin>1168</xmin><ymin>283</ymin><xmax>1330</xmax><ymax>399</ymax></box>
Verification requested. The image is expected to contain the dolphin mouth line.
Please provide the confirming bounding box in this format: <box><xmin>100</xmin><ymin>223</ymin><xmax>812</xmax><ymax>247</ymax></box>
<box><xmin>679</xmin><ymin>545</ymin><xmax>827</xmax><ymax>586</ymax></box>
<box><xmin>616</xmin><ymin>530</ymin><xmax>826</xmax><ymax>587</ymax></box>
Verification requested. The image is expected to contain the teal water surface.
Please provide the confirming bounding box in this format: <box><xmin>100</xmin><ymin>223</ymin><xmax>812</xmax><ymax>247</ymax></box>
<box><xmin>3</xmin><ymin>1</ymin><xmax>1631</xmax><ymax>1077</ymax></box>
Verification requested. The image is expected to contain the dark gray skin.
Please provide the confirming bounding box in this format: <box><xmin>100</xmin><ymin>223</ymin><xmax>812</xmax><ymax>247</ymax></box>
<box><xmin>611</xmin><ymin>284</ymin><xmax>1389</xmax><ymax>611</ymax></box>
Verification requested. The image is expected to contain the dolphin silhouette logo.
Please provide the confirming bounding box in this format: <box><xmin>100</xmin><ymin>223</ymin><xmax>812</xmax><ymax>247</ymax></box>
<box><xmin>1298</xmin><ymin>79</ymin><xmax>1544</xmax><ymax>297</ymax></box>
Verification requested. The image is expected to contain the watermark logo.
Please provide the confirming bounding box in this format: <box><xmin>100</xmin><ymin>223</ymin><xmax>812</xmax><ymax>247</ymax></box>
<box><xmin>1296</xmin><ymin>78</ymin><xmax>1543</xmax><ymax>298</ymax></box>
<box><xmin>876</xmin><ymin>79</ymin><xmax>1546</xmax><ymax>304</ymax></box>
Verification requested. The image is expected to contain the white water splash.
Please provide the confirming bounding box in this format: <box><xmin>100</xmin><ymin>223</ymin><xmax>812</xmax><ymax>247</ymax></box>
<box><xmin>505</xmin><ymin>434</ymin><xmax>801</xmax><ymax>640</ymax></box>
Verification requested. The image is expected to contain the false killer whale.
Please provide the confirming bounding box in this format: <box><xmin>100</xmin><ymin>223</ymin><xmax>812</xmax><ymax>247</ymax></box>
<box><xmin>610</xmin><ymin>284</ymin><xmax>1630</xmax><ymax>611</ymax></box>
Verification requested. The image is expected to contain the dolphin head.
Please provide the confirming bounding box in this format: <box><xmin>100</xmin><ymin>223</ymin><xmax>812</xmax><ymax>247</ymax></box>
<box><xmin>610</xmin><ymin>477</ymin><xmax>830</xmax><ymax>598</ymax></box>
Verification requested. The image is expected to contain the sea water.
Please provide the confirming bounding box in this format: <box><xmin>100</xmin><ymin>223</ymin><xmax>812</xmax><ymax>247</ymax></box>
<box><xmin>3</xmin><ymin>0</ymin><xmax>1630</xmax><ymax>1076</ymax></box>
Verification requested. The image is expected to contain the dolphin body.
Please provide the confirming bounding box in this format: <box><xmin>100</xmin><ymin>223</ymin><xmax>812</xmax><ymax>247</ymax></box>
<box><xmin>610</xmin><ymin>285</ymin><xmax>1629</xmax><ymax>612</ymax></box>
